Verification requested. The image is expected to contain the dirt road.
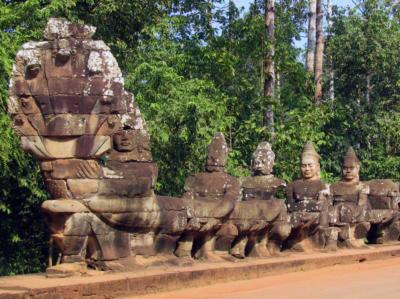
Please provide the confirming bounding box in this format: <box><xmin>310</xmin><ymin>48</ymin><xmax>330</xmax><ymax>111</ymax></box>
<box><xmin>128</xmin><ymin>257</ymin><xmax>400</xmax><ymax>299</ymax></box>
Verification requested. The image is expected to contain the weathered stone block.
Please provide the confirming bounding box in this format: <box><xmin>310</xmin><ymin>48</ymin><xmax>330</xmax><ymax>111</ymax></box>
<box><xmin>48</xmin><ymin>78</ymin><xmax>85</xmax><ymax>95</ymax></box>
<box><xmin>67</xmin><ymin>179</ymin><xmax>99</xmax><ymax>198</ymax></box>
<box><xmin>75</xmin><ymin>135</ymin><xmax>111</xmax><ymax>157</ymax></box>
<box><xmin>44</xmin><ymin>50</ymin><xmax>74</xmax><ymax>78</ymax></box>
<box><xmin>46</xmin><ymin>179</ymin><xmax>71</xmax><ymax>199</ymax></box>
<box><xmin>11</xmin><ymin>114</ymin><xmax>38</xmax><ymax>136</ymax></box>
<box><xmin>44</xmin><ymin>18</ymin><xmax>95</xmax><ymax>40</ymax></box>
<box><xmin>34</xmin><ymin>95</ymin><xmax>53</xmax><ymax>114</ymax></box>
<box><xmin>96</xmin><ymin>231</ymin><xmax>130</xmax><ymax>260</ymax></box>
<box><xmin>50</xmin><ymin>95</ymin><xmax>82</xmax><ymax>114</ymax></box>
<box><xmin>130</xmin><ymin>232</ymin><xmax>156</xmax><ymax>256</ymax></box>
<box><xmin>49</xmin><ymin>159</ymin><xmax>102</xmax><ymax>179</ymax></box>
<box><xmin>26</xmin><ymin>77</ymin><xmax>49</xmax><ymax>95</ymax></box>
<box><xmin>64</xmin><ymin>213</ymin><xmax>91</xmax><ymax>236</ymax></box>
<box><xmin>105</xmin><ymin>161</ymin><xmax>158</xmax><ymax>183</ymax></box>
<box><xmin>98</xmin><ymin>179</ymin><xmax>153</xmax><ymax>197</ymax></box>
<box><xmin>15</xmin><ymin>95</ymin><xmax>41</xmax><ymax>114</ymax></box>
<box><xmin>79</xmin><ymin>96</ymin><xmax>99</xmax><ymax>114</ymax></box>
<box><xmin>27</xmin><ymin>114</ymin><xmax>46</xmax><ymax>134</ymax></box>
<box><xmin>55</xmin><ymin>235</ymin><xmax>87</xmax><ymax>255</ymax></box>
<box><xmin>41</xmin><ymin>199</ymin><xmax>89</xmax><ymax>214</ymax></box>
<box><xmin>10</xmin><ymin>78</ymin><xmax>31</xmax><ymax>96</ymax></box>
<box><xmin>44</xmin><ymin>114</ymin><xmax>86</xmax><ymax>136</ymax></box>
<box><xmin>85</xmin><ymin>114</ymin><xmax>121</xmax><ymax>135</ymax></box>
<box><xmin>84</xmin><ymin>77</ymin><xmax>107</xmax><ymax>95</ymax></box>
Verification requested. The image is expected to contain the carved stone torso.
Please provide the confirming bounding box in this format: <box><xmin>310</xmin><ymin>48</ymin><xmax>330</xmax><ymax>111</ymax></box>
<box><xmin>240</xmin><ymin>175</ymin><xmax>286</xmax><ymax>201</ymax></box>
<box><xmin>286</xmin><ymin>179</ymin><xmax>328</xmax><ymax>212</ymax></box>
<box><xmin>331</xmin><ymin>181</ymin><xmax>364</xmax><ymax>206</ymax></box>
<box><xmin>367</xmin><ymin>179</ymin><xmax>399</xmax><ymax>210</ymax></box>
<box><xmin>183</xmin><ymin>172</ymin><xmax>241</xmax><ymax>202</ymax></box>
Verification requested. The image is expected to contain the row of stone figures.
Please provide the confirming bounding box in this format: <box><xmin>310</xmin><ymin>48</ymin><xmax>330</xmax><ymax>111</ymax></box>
<box><xmin>7</xmin><ymin>18</ymin><xmax>400</xmax><ymax>272</ymax></box>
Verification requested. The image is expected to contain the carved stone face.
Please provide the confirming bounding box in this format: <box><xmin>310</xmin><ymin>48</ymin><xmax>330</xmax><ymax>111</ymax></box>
<box><xmin>300</xmin><ymin>156</ymin><xmax>319</xmax><ymax>180</ymax></box>
<box><xmin>252</xmin><ymin>154</ymin><xmax>274</xmax><ymax>175</ymax></box>
<box><xmin>342</xmin><ymin>161</ymin><xmax>360</xmax><ymax>183</ymax></box>
<box><xmin>113</xmin><ymin>129</ymin><xmax>135</xmax><ymax>152</ymax></box>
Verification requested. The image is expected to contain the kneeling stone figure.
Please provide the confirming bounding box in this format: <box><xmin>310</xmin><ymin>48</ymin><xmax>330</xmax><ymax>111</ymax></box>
<box><xmin>330</xmin><ymin>147</ymin><xmax>371</xmax><ymax>249</ymax></box>
<box><xmin>286</xmin><ymin>142</ymin><xmax>338</xmax><ymax>252</ymax></box>
<box><xmin>228</xmin><ymin>142</ymin><xmax>290</xmax><ymax>258</ymax></box>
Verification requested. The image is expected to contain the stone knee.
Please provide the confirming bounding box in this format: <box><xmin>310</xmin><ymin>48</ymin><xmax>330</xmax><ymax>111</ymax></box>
<box><xmin>175</xmin><ymin>233</ymin><xmax>194</xmax><ymax>258</ymax></box>
<box><xmin>230</xmin><ymin>235</ymin><xmax>247</xmax><ymax>258</ymax></box>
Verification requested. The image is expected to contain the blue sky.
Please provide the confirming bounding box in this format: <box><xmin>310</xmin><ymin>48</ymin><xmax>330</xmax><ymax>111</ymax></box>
<box><xmin>232</xmin><ymin>0</ymin><xmax>355</xmax><ymax>10</ymax></box>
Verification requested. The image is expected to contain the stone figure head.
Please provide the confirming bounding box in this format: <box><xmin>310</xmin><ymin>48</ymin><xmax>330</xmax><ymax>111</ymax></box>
<box><xmin>341</xmin><ymin>146</ymin><xmax>360</xmax><ymax>183</ymax></box>
<box><xmin>206</xmin><ymin>132</ymin><xmax>228</xmax><ymax>172</ymax></box>
<box><xmin>113</xmin><ymin>125</ymin><xmax>135</xmax><ymax>152</ymax></box>
<box><xmin>300</xmin><ymin>141</ymin><xmax>320</xmax><ymax>180</ymax></box>
<box><xmin>251</xmin><ymin>142</ymin><xmax>275</xmax><ymax>176</ymax></box>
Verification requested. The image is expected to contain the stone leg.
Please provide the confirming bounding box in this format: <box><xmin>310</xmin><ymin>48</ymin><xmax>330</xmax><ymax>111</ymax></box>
<box><xmin>372</xmin><ymin>220</ymin><xmax>400</xmax><ymax>244</ymax></box>
<box><xmin>130</xmin><ymin>232</ymin><xmax>157</xmax><ymax>256</ymax></box>
<box><xmin>318</xmin><ymin>227</ymin><xmax>339</xmax><ymax>251</ymax></box>
<box><xmin>268</xmin><ymin>222</ymin><xmax>292</xmax><ymax>255</ymax></box>
<box><xmin>338</xmin><ymin>224</ymin><xmax>352</xmax><ymax>248</ymax></box>
<box><xmin>340</xmin><ymin>223</ymin><xmax>370</xmax><ymax>249</ymax></box>
<box><xmin>353</xmin><ymin>222</ymin><xmax>371</xmax><ymax>248</ymax></box>
<box><xmin>174</xmin><ymin>233</ymin><xmax>194</xmax><ymax>258</ymax></box>
<box><xmin>288</xmin><ymin>226</ymin><xmax>319</xmax><ymax>252</ymax></box>
<box><xmin>194</xmin><ymin>233</ymin><xmax>223</xmax><ymax>261</ymax></box>
<box><xmin>89</xmin><ymin>214</ymin><xmax>131</xmax><ymax>261</ymax></box>
<box><xmin>51</xmin><ymin>212</ymin><xmax>91</xmax><ymax>263</ymax></box>
<box><xmin>230</xmin><ymin>235</ymin><xmax>248</xmax><ymax>259</ymax></box>
<box><xmin>54</xmin><ymin>235</ymin><xmax>88</xmax><ymax>263</ymax></box>
<box><xmin>247</xmin><ymin>232</ymin><xmax>269</xmax><ymax>258</ymax></box>
<box><xmin>381</xmin><ymin>221</ymin><xmax>400</xmax><ymax>243</ymax></box>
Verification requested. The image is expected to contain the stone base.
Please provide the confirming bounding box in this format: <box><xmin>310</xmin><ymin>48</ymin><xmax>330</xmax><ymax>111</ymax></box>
<box><xmin>2</xmin><ymin>245</ymin><xmax>400</xmax><ymax>298</ymax></box>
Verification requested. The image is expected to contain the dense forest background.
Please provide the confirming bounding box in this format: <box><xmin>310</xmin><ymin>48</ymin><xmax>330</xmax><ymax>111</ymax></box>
<box><xmin>1</xmin><ymin>0</ymin><xmax>400</xmax><ymax>275</ymax></box>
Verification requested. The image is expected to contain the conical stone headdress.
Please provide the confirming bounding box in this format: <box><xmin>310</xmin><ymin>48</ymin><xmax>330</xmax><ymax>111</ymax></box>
<box><xmin>301</xmin><ymin>141</ymin><xmax>320</xmax><ymax>162</ymax></box>
<box><xmin>343</xmin><ymin>146</ymin><xmax>360</xmax><ymax>165</ymax></box>
<box><xmin>207</xmin><ymin>132</ymin><xmax>228</xmax><ymax>168</ymax></box>
<box><xmin>252</xmin><ymin>142</ymin><xmax>275</xmax><ymax>164</ymax></box>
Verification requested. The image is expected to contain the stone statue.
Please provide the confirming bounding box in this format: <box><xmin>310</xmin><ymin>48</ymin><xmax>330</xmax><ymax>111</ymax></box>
<box><xmin>175</xmin><ymin>133</ymin><xmax>241</xmax><ymax>260</ymax></box>
<box><xmin>227</xmin><ymin>142</ymin><xmax>290</xmax><ymax>258</ymax></box>
<box><xmin>367</xmin><ymin>179</ymin><xmax>400</xmax><ymax>244</ymax></box>
<box><xmin>330</xmin><ymin>147</ymin><xmax>370</xmax><ymax>248</ymax></box>
<box><xmin>286</xmin><ymin>142</ymin><xmax>337</xmax><ymax>252</ymax></box>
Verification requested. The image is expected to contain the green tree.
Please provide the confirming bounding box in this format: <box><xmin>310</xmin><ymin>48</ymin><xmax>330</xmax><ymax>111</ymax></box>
<box><xmin>325</xmin><ymin>0</ymin><xmax>400</xmax><ymax>181</ymax></box>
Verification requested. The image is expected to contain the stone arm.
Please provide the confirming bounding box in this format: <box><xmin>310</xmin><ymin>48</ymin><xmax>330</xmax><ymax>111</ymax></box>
<box><xmin>276</xmin><ymin>179</ymin><xmax>288</xmax><ymax>200</ymax></box>
<box><xmin>182</xmin><ymin>175</ymin><xmax>196</xmax><ymax>200</ymax></box>
<box><xmin>286</xmin><ymin>183</ymin><xmax>295</xmax><ymax>212</ymax></box>
<box><xmin>224</xmin><ymin>176</ymin><xmax>242</xmax><ymax>201</ymax></box>
<box><xmin>317</xmin><ymin>184</ymin><xmax>331</xmax><ymax>227</ymax></box>
<box><xmin>317</xmin><ymin>184</ymin><xmax>332</xmax><ymax>208</ymax></box>
<box><xmin>358</xmin><ymin>184</ymin><xmax>370</xmax><ymax>208</ymax></box>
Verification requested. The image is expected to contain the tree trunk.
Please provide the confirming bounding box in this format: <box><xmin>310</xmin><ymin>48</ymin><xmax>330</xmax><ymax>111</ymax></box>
<box><xmin>306</xmin><ymin>0</ymin><xmax>317</xmax><ymax>73</ymax></box>
<box><xmin>314</xmin><ymin>0</ymin><xmax>324</xmax><ymax>104</ymax></box>
<box><xmin>207</xmin><ymin>0</ymin><xmax>213</xmax><ymax>40</ymax></box>
<box><xmin>327</xmin><ymin>0</ymin><xmax>334</xmax><ymax>101</ymax></box>
<box><xmin>263</xmin><ymin>0</ymin><xmax>275</xmax><ymax>137</ymax></box>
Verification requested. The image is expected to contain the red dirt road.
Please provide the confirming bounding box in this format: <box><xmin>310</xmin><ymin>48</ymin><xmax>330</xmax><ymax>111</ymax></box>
<box><xmin>129</xmin><ymin>257</ymin><xmax>400</xmax><ymax>299</ymax></box>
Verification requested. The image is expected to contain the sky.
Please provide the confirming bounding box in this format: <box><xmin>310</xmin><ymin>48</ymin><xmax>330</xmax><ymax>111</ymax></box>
<box><xmin>232</xmin><ymin>0</ymin><xmax>356</xmax><ymax>10</ymax></box>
